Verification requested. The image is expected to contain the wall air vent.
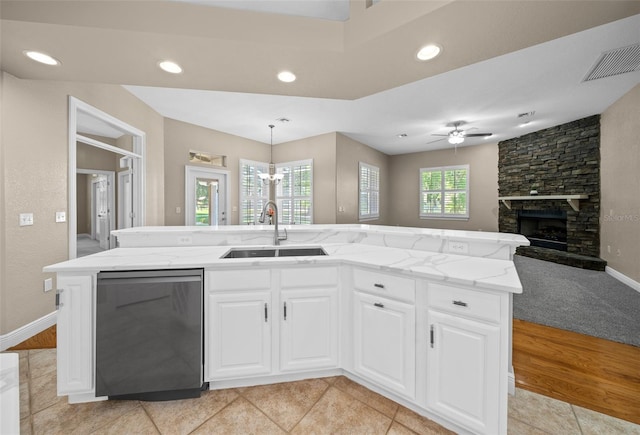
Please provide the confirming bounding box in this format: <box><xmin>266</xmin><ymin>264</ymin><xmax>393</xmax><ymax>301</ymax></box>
<box><xmin>583</xmin><ymin>43</ymin><xmax>640</xmax><ymax>82</ymax></box>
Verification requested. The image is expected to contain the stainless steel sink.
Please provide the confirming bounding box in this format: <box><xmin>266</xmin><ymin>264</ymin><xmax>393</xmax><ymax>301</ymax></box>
<box><xmin>222</xmin><ymin>248</ymin><xmax>277</xmax><ymax>258</ymax></box>
<box><xmin>222</xmin><ymin>246</ymin><xmax>327</xmax><ymax>259</ymax></box>
<box><xmin>277</xmin><ymin>247</ymin><xmax>327</xmax><ymax>257</ymax></box>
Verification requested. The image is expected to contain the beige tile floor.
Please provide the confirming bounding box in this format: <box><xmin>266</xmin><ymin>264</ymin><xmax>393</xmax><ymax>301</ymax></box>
<box><xmin>9</xmin><ymin>349</ymin><xmax>640</xmax><ymax>435</ymax></box>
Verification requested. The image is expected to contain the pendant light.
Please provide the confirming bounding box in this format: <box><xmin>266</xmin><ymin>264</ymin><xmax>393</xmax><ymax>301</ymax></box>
<box><xmin>259</xmin><ymin>124</ymin><xmax>284</xmax><ymax>185</ymax></box>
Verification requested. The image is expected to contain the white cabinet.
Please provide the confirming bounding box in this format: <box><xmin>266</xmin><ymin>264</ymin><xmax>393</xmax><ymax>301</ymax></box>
<box><xmin>205</xmin><ymin>269</ymin><xmax>272</xmax><ymax>380</ymax></box>
<box><xmin>279</xmin><ymin>267</ymin><xmax>339</xmax><ymax>372</ymax></box>
<box><xmin>207</xmin><ymin>291</ymin><xmax>272</xmax><ymax>380</ymax></box>
<box><xmin>426</xmin><ymin>283</ymin><xmax>504</xmax><ymax>435</ymax></box>
<box><xmin>206</xmin><ymin>266</ymin><xmax>339</xmax><ymax>380</ymax></box>
<box><xmin>280</xmin><ymin>288</ymin><xmax>338</xmax><ymax>371</ymax></box>
<box><xmin>353</xmin><ymin>291</ymin><xmax>416</xmax><ymax>399</ymax></box>
<box><xmin>56</xmin><ymin>274</ymin><xmax>94</xmax><ymax>395</ymax></box>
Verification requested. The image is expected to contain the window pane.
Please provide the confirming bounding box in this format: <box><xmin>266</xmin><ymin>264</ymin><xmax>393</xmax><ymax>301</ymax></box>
<box><xmin>421</xmin><ymin>193</ymin><xmax>441</xmax><ymax>214</ymax></box>
<box><xmin>454</xmin><ymin>169</ymin><xmax>467</xmax><ymax>189</ymax></box>
<box><xmin>360</xmin><ymin>192</ymin><xmax>369</xmax><ymax>215</ymax></box>
<box><xmin>422</xmin><ymin>171</ymin><xmax>441</xmax><ymax>191</ymax></box>
<box><xmin>444</xmin><ymin>192</ymin><xmax>467</xmax><ymax>214</ymax></box>
<box><xmin>294</xmin><ymin>199</ymin><xmax>312</xmax><ymax>224</ymax></box>
<box><xmin>370</xmin><ymin>191</ymin><xmax>379</xmax><ymax>215</ymax></box>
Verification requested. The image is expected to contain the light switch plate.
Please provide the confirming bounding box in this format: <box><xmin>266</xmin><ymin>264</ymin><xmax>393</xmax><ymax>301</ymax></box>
<box><xmin>56</xmin><ymin>211</ymin><xmax>66</xmax><ymax>222</ymax></box>
<box><xmin>19</xmin><ymin>213</ymin><xmax>34</xmax><ymax>226</ymax></box>
<box><xmin>44</xmin><ymin>278</ymin><xmax>53</xmax><ymax>292</ymax></box>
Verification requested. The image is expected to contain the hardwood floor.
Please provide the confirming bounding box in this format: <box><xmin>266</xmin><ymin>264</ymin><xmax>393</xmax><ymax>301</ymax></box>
<box><xmin>8</xmin><ymin>325</ymin><xmax>56</xmax><ymax>350</ymax></box>
<box><xmin>513</xmin><ymin>319</ymin><xmax>640</xmax><ymax>425</ymax></box>
<box><xmin>9</xmin><ymin>321</ymin><xmax>640</xmax><ymax>425</ymax></box>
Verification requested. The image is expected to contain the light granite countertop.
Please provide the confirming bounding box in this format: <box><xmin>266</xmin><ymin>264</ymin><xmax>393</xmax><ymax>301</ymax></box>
<box><xmin>45</xmin><ymin>242</ymin><xmax>523</xmax><ymax>294</ymax></box>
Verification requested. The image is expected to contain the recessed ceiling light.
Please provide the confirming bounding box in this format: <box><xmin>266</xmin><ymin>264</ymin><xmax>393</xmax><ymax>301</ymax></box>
<box><xmin>277</xmin><ymin>71</ymin><xmax>296</xmax><ymax>83</ymax></box>
<box><xmin>416</xmin><ymin>44</ymin><xmax>442</xmax><ymax>61</ymax></box>
<box><xmin>158</xmin><ymin>60</ymin><xmax>183</xmax><ymax>74</ymax></box>
<box><xmin>23</xmin><ymin>50</ymin><xmax>60</xmax><ymax>66</ymax></box>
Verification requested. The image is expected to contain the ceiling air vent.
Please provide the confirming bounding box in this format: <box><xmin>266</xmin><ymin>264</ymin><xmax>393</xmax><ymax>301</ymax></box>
<box><xmin>583</xmin><ymin>43</ymin><xmax>640</xmax><ymax>82</ymax></box>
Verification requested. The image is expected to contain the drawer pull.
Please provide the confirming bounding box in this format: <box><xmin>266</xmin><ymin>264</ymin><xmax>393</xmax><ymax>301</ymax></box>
<box><xmin>453</xmin><ymin>300</ymin><xmax>468</xmax><ymax>307</ymax></box>
<box><xmin>374</xmin><ymin>302</ymin><xmax>385</xmax><ymax>308</ymax></box>
<box><xmin>373</xmin><ymin>283</ymin><xmax>385</xmax><ymax>289</ymax></box>
<box><xmin>264</xmin><ymin>303</ymin><xmax>268</xmax><ymax>322</ymax></box>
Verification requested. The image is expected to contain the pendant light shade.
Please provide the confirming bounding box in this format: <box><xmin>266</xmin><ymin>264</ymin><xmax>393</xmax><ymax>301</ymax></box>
<box><xmin>259</xmin><ymin>124</ymin><xmax>284</xmax><ymax>185</ymax></box>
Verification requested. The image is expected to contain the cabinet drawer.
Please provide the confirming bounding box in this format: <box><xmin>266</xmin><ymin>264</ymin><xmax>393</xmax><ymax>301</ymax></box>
<box><xmin>353</xmin><ymin>268</ymin><xmax>415</xmax><ymax>303</ymax></box>
<box><xmin>428</xmin><ymin>283</ymin><xmax>501</xmax><ymax>323</ymax></box>
<box><xmin>207</xmin><ymin>269</ymin><xmax>271</xmax><ymax>292</ymax></box>
<box><xmin>281</xmin><ymin>267</ymin><xmax>338</xmax><ymax>288</ymax></box>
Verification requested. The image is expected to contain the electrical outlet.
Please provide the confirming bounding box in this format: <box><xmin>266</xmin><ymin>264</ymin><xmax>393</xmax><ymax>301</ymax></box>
<box><xmin>178</xmin><ymin>236</ymin><xmax>192</xmax><ymax>245</ymax></box>
<box><xmin>175</xmin><ymin>206</ymin><xmax>181</xmax><ymax>214</ymax></box>
<box><xmin>19</xmin><ymin>213</ymin><xmax>34</xmax><ymax>226</ymax></box>
<box><xmin>56</xmin><ymin>211</ymin><xmax>66</xmax><ymax>222</ymax></box>
<box><xmin>44</xmin><ymin>278</ymin><xmax>53</xmax><ymax>292</ymax></box>
<box><xmin>449</xmin><ymin>241</ymin><xmax>469</xmax><ymax>254</ymax></box>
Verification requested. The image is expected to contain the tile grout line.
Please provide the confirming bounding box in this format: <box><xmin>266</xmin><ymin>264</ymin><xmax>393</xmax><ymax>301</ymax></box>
<box><xmin>138</xmin><ymin>401</ymin><xmax>163</xmax><ymax>435</ymax></box>
<box><xmin>235</xmin><ymin>386</ymin><xmax>294</xmax><ymax>433</ymax></box>
<box><xmin>185</xmin><ymin>390</ymin><xmax>244</xmax><ymax>435</ymax></box>
<box><xmin>571</xmin><ymin>404</ymin><xmax>585</xmax><ymax>435</ymax></box>
<box><xmin>285</xmin><ymin>378</ymin><xmax>335</xmax><ymax>433</ymax></box>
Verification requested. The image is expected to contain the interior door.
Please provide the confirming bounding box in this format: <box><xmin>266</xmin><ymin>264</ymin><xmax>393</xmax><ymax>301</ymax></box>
<box><xmin>92</xmin><ymin>176</ymin><xmax>110</xmax><ymax>249</ymax></box>
<box><xmin>118</xmin><ymin>170</ymin><xmax>133</xmax><ymax>229</ymax></box>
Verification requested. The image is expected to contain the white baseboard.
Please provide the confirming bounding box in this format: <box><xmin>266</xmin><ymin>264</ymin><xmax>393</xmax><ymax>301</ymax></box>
<box><xmin>606</xmin><ymin>266</ymin><xmax>640</xmax><ymax>293</ymax></box>
<box><xmin>0</xmin><ymin>311</ymin><xmax>57</xmax><ymax>351</ymax></box>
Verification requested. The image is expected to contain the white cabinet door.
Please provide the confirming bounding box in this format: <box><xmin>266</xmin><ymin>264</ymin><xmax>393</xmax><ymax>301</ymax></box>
<box><xmin>280</xmin><ymin>288</ymin><xmax>338</xmax><ymax>372</ymax></box>
<box><xmin>353</xmin><ymin>291</ymin><xmax>415</xmax><ymax>398</ymax></box>
<box><xmin>57</xmin><ymin>274</ymin><xmax>94</xmax><ymax>395</ymax></box>
<box><xmin>427</xmin><ymin>310</ymin><xmax>500</xmax><ymax>435</ymax></box>
<box><xmin>207</xmin><ymin>291</ymin><xmax>271</xmax><ymax>380</ymax></box>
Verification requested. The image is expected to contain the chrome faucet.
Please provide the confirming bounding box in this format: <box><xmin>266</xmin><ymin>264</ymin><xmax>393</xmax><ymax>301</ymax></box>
<box><xmin>259</xmin><ymin>200</ymin><xmax>287</xmax><ymax>245</ymax></box>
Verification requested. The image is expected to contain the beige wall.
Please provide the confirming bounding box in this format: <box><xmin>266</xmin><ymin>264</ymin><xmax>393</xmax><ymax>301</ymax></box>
<box><xmin>336</xmin><ymin>133</ymin><xmax>389</xmax><ymax>224</ymax></box>
<box><xmin>273</xmin><ymin>132</ymin><xmax>337</xmax><ymax>224</ymax></box>
<box><xmin>600</xmin><ymin>84</ymin><xmax>640</xmax><ymax>282</ymax></box>
<box><xmin>1</xmin><ymin>72</ymin><xmax>165</xmax><ymax>334</ymax></box>
<box><xmin>163</xmin><ymin>118</ymin><xmax>270</xmax><ymax>225</ymax></box>
<box><xmin>388</xmin><ymin>142</ymin><xmax>499</xmax><ymax>231</ymax></box>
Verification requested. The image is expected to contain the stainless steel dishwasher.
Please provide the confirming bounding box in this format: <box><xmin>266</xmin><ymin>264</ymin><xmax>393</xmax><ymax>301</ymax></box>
<box><xmin>96</xmin><ymin>269</ymin><xmax>204</xmax><ymax>401</ymax></box>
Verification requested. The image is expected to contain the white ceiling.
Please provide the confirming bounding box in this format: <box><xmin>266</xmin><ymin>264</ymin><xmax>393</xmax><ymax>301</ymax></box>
<box><xmin>172</xmin><ymin>0</ymin><xmax>351</xmax><ymax>21</ymax></box>
<box><xmin>2</xmin><ymin>1</ymin><xmax>638</xmax><ymax>154</ymax></box>
<box><xmin>125</xmin><ymin>14</ymin><xmax>640</xmax><ymax>155</ymax></box>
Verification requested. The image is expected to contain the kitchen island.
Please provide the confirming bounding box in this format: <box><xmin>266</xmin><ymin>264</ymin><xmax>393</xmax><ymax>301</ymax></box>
<box><xmin>45</xmin><ymin>225</ymin><xmax>528</xmax><ymax>435</ymax></box>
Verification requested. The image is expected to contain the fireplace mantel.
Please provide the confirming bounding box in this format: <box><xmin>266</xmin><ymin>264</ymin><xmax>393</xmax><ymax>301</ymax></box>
<box><xmin>498</xmin><ymin>195</ymin><xmax>589</xmax><ymax>212</ymax></box>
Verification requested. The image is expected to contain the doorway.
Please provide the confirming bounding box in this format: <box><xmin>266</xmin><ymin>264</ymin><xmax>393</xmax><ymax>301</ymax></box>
<box><xmin>76</xmin><ymin>169</ymin><xmax>116</xmax><ymax>256</ymax></box>
<box><xmin>69</xmin><ymin>97</ymin><xmax>146</xmax><ymax>259</ymax></box>
<box><xmin>185</xmin><ymin>166</ymin><xmax>229</xmax><ymax>226</ymax></box>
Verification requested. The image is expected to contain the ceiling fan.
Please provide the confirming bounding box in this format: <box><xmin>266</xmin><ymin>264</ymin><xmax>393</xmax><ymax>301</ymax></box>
<box><xmin>429</xmin><ymin>121</ymin><xmax>492</xmax><ymax>145</ymax></box>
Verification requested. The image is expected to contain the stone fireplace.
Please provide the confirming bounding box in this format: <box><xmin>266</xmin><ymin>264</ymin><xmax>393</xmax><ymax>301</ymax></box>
<box><xmin>498</xmin><ymin>115</ymin><xmax>605</xmax><ymax>270</ymax></box>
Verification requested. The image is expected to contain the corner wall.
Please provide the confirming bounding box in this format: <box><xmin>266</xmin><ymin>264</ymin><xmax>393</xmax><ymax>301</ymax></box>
<box><xmin>336</xmin><ymin>133</ymin><xmax>389</xmax><ymax>224</ymax></box>
<box><xmin>388</xmin><ymin>142</ymin><xmax>499</xmax><ymax>231</ymax></box>
<box><xmin>163</xmin><ymin>118</ymin><xmax>270</xmax><ymax>226</ymax></box>
<box><xmin>273</xmin><ymin>132</ymin><xmax>338</xmax><ymax>224</ymax></box>
<box><xmin>601</xmin><ymin>84</ymin><xmax>640</xmax><ymax>283</ymax></box>
<box><xmin>1</xmin><ymin>73</ymin><xmax>164</xmax><ymax>334</ymax></box>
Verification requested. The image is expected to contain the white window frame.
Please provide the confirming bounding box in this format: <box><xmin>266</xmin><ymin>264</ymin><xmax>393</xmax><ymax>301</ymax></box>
<box><xmin>419</xmin><ymin>164</ymin><xmax>470</xmax><ymax>219</ymax></box>
<box><xmin>239</xmin><ymin>159</ymin><xmax>269</xmax><ymax>225</ymax></box>
<box><xmin>359</xmin><ymin>162</ymin><xmax>380</xmax><ymax>221</ymax></box>
<box><xmin>276</xmin><ymin>159</ymin><xmax>313</xmax><ymax>225</ymax></box>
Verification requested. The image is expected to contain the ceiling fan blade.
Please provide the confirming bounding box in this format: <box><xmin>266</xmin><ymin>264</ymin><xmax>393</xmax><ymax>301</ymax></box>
<box><xmin>426</xmin><ymin>137</ymin><xmax>446</xmax><ymax>144</ymax></box>
<box><xmin>464</xmin><ymin>133</ymin><xmax>492</xmax><ymax>137</ymax></box>
<box><xmin>430</xmin><ymin>134</ymin><xmax>449</xmax><ymax>137</ymax></box>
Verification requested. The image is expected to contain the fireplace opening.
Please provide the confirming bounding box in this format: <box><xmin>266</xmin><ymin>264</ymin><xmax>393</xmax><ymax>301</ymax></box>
<box><xmin>517</xmin><ymin>209</ymin><xmax>567</xmax><ymax>251</ymax></box>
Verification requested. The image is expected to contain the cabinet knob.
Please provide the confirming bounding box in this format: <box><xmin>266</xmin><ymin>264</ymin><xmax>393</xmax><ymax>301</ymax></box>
<box><xmin>452</xmin><ymin>300</ymin><xmax>468</xmax><ymax>307</ymax></box>
<box><xmin>374</xmin><ymin>283</ymin><xmax>385</xmax><ymax>289</ymax></box>
<box><xmin>374</xmin><ymin>302</ymin><xmax>384</xmax><ymax>308</ymax></box>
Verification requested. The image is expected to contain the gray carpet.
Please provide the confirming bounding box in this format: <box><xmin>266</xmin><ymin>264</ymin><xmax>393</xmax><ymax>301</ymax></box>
<box><xmin>513</xmin><ymin>255</ymin><xmax>640</xmax><ymax>347</ymax></box>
